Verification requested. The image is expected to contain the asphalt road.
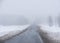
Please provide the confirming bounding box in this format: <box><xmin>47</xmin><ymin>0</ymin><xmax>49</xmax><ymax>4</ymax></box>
<box><xmin>4</xmin><ymin>25</ymin><xmax>44</xmax><ymax>43</ymax></box>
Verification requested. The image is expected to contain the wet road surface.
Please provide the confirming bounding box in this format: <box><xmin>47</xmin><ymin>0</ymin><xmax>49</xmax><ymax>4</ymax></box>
<box><xmin>3</xmin><ymin>25</ymin><xmax>43</xmax><ymax>43</ymax></box>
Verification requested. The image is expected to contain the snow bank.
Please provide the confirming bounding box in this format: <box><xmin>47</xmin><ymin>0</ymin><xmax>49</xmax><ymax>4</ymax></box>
<box><xmin>0</xmin><ymin>25</ymin><xmax>29</xmax><ymax>41</ymax></box>
<box><xmin>39</xmin><ymin>24</ymin><xmax>60</xmax><ymax>43</ymax></box>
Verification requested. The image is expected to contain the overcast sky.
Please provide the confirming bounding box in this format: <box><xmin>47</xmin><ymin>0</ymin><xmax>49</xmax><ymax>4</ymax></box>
<box><xmin>0</xmin><ymin>0</ymin><xmax>60</xmax><ymax>23</ymax></box>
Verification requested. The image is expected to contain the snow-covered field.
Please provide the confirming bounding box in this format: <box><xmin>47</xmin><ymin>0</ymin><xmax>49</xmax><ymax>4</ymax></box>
<box><xmin>39</xmin><ymin>24</ymin><xmax>60</xmax><ymax>43</ymax></box>
<box><xmin>0</xmin><ymin>25</ymin><xmax>29</xmax><ymax>41</ymax></box>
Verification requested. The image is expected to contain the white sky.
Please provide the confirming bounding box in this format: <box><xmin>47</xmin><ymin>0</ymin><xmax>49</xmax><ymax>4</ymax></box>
<box><xmin>0</xmin><ymin>0</ymin><xmax>60</xmax><ymax>23</ymax></box>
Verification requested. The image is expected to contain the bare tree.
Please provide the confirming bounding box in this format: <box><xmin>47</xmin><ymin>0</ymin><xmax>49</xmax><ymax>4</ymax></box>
<box><xmin>48</xmin><ymin>16</ymin><xmax>53</xmax><ymax>26</ymax></box>
<box><xmin>57</xmin><ymin>14</ymin><xmax>60</xmax><ymax>27</ymax></box>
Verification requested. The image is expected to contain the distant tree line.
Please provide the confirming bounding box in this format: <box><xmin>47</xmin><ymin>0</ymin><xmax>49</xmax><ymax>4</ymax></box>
<box><xmin>0</xmin><ymin>15</ymin><xmax>29</xmax><ymax>25</ymax></box>
<box><xmin>48</xmin><ymin>15</ymin><xmax>60</xmax><ymax>27</ymax></box>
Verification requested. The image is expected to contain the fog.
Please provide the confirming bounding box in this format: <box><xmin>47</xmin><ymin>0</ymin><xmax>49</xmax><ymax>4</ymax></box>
<box><xmin>0</xmin><ymin>0</ymin><xmax>60</xmax><ymax>25</ymax></box>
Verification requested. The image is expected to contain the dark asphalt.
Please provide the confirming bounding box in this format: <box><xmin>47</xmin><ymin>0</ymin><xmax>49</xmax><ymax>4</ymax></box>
<box><xmin>4</xmin><ymin>25</ymin><xmax>44</xmax><ymax>43</ymax></box>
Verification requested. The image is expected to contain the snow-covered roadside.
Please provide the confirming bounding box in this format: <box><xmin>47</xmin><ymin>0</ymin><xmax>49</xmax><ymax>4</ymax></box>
<box><xmin>39</xmin><ymin>24</ymin><xmax>60</xmax><ymax>43</ymax></box>
<box><xmin>0</xmin><ymin>25</ymin><xmax>29</xmax><ymax>41</ymax></box>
